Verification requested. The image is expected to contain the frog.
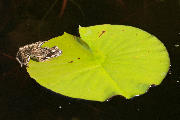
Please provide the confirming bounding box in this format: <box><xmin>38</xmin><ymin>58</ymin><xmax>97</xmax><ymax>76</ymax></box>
<box><xmin>16</xmin><ymin>41</ymin><xmax>62</xmax><ymax>67</ymax></box>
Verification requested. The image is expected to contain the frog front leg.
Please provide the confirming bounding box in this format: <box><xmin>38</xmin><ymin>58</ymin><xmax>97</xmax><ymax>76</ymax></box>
<box><xmin>16</xmin><ymin>53</ymin><xmax>30</xmax><ymax>67</ymax></box>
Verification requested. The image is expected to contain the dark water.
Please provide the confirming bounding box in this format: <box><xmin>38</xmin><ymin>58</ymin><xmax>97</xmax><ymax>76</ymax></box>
<box><xmin>0</xmin><ymin>0</ymin><xmax>180</xmax><ymax>120</ymax></box>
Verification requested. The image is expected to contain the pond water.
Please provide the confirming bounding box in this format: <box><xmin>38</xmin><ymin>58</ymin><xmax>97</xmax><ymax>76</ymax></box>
<box><xmin>0</xmin><ymin>0</ymin><xmax>180</xmax><ymax>120</ymax></box>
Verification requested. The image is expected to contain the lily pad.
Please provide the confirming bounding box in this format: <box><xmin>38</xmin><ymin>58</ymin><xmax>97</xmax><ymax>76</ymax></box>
<box><xmin>27</xmin><ymin>24</ymin><xmax>170</xmax><ymax>101</ymax></box>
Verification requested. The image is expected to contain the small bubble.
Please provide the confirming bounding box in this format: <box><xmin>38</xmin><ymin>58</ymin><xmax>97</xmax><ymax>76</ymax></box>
<box><xmin>150</xmin><ymin>84</ymin><xmax>156</xmax><ymax>87</ymax></box>
<box><xmin>177</xmin><ymin>81</ymin><xmax>179</xmax><ymax>83</ymax></box>
<box><xmin>135</xmin><ymin>94</ymin><xmax>140</xmax><ymax>97</ymax></box>
<box><xmin>174</xmin><ymin>44</ymin><xmax>179</xmax><ymax>47</ymax></box>
<box><xmin>59</xmin><ymin>106</ymin><xmax>62</xmax><ymax>109</ymax></box>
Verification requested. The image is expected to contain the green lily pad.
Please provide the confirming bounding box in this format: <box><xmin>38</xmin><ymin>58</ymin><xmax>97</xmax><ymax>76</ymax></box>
<box><xmin>27</xmin><ymin>24</ymin><xmax>170</xmax><ymax>102</ymax></box>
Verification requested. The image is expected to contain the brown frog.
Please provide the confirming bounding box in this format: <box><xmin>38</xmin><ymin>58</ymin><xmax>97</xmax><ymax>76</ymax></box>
<box><xmin>16</xmin><ymin>41</ymin><xmax>62</xmax><ymax>67</ymax></box>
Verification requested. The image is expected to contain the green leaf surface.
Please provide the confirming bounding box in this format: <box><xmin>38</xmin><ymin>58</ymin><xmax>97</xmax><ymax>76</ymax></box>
<box><xmin>27</xmin><ymin>24</ymin><xmax>170</xmax><ymax>101</ymax></box>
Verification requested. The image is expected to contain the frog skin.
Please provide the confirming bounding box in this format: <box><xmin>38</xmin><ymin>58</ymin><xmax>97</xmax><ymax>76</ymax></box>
<box><xmin>16</xmin><ymin>41</ymin><xmax>62</xmax><ymax>67</ymax></box>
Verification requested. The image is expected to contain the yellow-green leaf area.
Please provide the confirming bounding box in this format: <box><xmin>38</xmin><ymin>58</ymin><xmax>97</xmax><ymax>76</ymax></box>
<box><xmin>27</xmin><ymin>25</ymin><xmax>170</xmax><ymax>102</ymax></box>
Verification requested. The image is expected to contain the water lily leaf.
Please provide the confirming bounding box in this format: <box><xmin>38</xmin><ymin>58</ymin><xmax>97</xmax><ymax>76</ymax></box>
<box><xmin>27</xmin><ymin>24</ymin><xmax>170</xmax><ymax>101</ymax></box>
